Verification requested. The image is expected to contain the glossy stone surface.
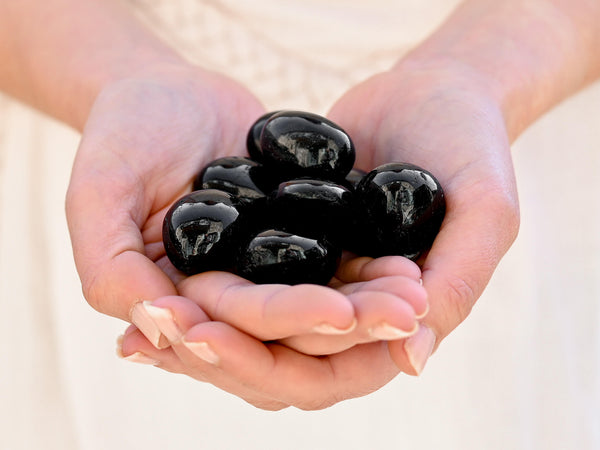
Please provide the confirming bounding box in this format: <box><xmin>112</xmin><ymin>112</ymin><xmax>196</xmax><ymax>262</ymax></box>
<box><xmin>246</xmin><ymin>111</ymin><xmax>280</xmax><ymax>162</ymax></box>
<box><xmin>162</xmin><ymin>189</ymin><xmax>248</xmax><ymax>275</ymax></box>
<box><xmin>269</xmin><ymin>178</ymin><xmax>355</xmax><ymax>246</ymax></box>
<box><xmin>344</xmin><ymin>168</ymin><xmax>367</xmax><ymax>191</ymax></box>
<box><xmin>260</xmin><ymin>110</ymin><xmax>355</xmax><ymax>180</ymax></box>
<box><xmin>355</xmin><ymin>162</ymin><xmax>446</xmax><ymax>260</ymax></box>
<box><xmin>193</xmin><ymin>156</ymin><xmax>275</xmax><ymax>204</ymax></box>
<box><xmin>236</xmin><ymin>230</ymin><xmax>340</xmax><ymax>285</ymax></box>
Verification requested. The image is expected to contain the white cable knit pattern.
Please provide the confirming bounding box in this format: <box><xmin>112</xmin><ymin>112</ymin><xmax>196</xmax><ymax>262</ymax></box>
<box><xmin>126</xmin><ymin>0</ymin><xmax>455</xmax><ymax>113</ymax></box>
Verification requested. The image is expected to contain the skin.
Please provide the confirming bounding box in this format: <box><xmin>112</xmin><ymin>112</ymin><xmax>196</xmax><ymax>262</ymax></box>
<box><xmin>2</xmin><ymin>0</ymin><xmax>599</xmax><ymax>410</ymax></box>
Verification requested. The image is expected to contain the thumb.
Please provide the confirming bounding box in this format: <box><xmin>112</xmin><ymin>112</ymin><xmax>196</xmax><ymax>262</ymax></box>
<box><xmin>388</xmin><ymin>186</ymin><xmax>520</xmax><ymax>375</ymax></box>
<box><xmin>66</xmin><ymin>145</ymin><xmax>177</xmax><ymax>326</ymax></box>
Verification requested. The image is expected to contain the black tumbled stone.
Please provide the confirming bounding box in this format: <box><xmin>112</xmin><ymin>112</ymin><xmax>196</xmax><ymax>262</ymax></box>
<box><xmin>162</xmin><ymin>189</ymin><xmax>249</xmax><ymax>275</ymax></box>
<box><xmin>355</xmin><ymin>162</ymin><xmax>445</xmax><ymax>260</ymax></box>
<box><xmin>260</xmin><ymin>111</ymin><xmax>355</xmax><ymax>180</ymax></box>
<box><xmin>236</xmin><ymin>230</ymin><xmax>341</xmax><ymax>285</ymax></box>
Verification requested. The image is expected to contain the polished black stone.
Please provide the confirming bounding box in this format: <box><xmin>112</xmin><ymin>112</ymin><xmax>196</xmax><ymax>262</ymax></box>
<box><xmin>235</xmin><ymin>230</ymin><xmax>341</xmax><ymax>285</ymax></box>
<box><xmin>269</xmin><ymin>178</ymin><xmax>355</xmax><ymax>247</ymax></box>
<box><xmin>355</xmin><ymin>162</ymin><xmax>446</xmax><ymax>260</ymax></box>
<box><xmin>343</xmin><ymin>168</ymin><xmax>367</xmax><ymax>191</ymax></box>
<box><xmin>260</xmin><ymin>110</ymin><xmax>355</xmax><ymax>180</ymax></box>
<box><xmin>162</xmin><ymin>189</ymin><xmax>249</xmax><ymax>275</ymax></box>
<box><xmin>193</xmin><ymin>156</ymin><xmax>276</xmax><ymax>204</ymax></box>
<box><xmin>246</xmin><ymin>111</ymin><xmax>280</xmax><ymax>162</ymax></box>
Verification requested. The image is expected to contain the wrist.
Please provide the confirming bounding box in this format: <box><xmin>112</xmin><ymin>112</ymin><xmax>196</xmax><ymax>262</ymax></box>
<box><xmin>0</xmin><ymin>0</ymin><xmax>189</xmax><ymax>131</ymax></box>
<box><xmin>73</xmin><ymin>52</ymin><xmax>190</xmax><ymax>130</ymax></box>
<box><xmin>388</xmin><ymin>56</ymin><xmax>508</xmax><ymax>133</ymax></box>
<box><xmin>53</xmin><ymin>16</ymin><xmax>189</xmax><ymax>131</ymax></box>
<box><xmin>392</xmin><ymin>0</ymin><xmax>600</xmax><ymax>142</ymax></box>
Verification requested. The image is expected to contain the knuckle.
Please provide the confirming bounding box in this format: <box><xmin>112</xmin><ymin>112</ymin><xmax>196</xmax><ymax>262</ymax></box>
<box><xmin>486</xmin><ymin>185</ymin><xmax>521</xmax><ymax>245</ymax></box>
<box><xmin>443</xmin><ymin>274</ymin><xmax>477</xmax><ymax>327</ymax></box>
<box><xmin>498</xmin><ymin>192</ymin><xmax>520</xmax><ymax>242</ymax></box>
<box><xmin>80</xmin><ymin>275</ymin><xmax>105</xmax><ymax>313</ymax></box>
<box><xmin>294</xmin><ymin>397</ymin><xmax>338</xmax><ymax>411</ymax></box>
<box><xmin>247</xmin><ymin>399</ymin><xmax>289</xmax><ymax>411</ymax></box>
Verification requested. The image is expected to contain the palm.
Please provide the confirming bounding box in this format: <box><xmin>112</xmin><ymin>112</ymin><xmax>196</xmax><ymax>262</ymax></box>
<box><xmin>67</xmin><ymin>65</ymin><xmax>265</xmax><ymax>320</ymax></box>
<box><xmin>329</xmin><ymin>67</ymin><xmax>520</xmax><ymax>345</ymax></box>
<box><xmin>112</xmin><ymin>64</ymin><xmax>520</xmax><ymax>411</ymax></box>
<box><xmin>68</xmin><ymin>65</ymin><xmax>427</xmax><ymax>358</ymax></box>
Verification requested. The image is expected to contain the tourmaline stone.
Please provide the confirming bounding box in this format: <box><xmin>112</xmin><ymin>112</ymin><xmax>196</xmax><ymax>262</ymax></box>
<box><xmin>268</xmin><ymin>178</ymin><xmax>355</xmax><ymax>247</ymax></box>
<box><xmin>245</xmin><ymin>110</ymin><xmax>280</xmax><ymax>162</ymax></box>
<box><xmin>355</xmin><ymin>162</ymin><xmax>446</xmax><ymax>260</ymax></box>
<box><xmin>260</xmin><ymin>110</ymin><xmax>355</xmax><ymax>180</ymax></box>
<box><xmin>193</xmin><ymin>156</ymin><xmax>275</xmax><ymax>204</ymax></box>
<box><xmin>162</xmin><ymin>189</ymin><xmax>248</xmax><ymax>275</ymax></box>
<box><xmin>236</xmin><ymin>230</ymin><xmax>341</xmax><ymax>285</ymax></box>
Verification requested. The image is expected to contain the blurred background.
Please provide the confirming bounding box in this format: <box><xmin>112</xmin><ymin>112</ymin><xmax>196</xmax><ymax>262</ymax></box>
<box><xmin>1</xmin><ymin>1</ymin><xmax>598</xmax><ymax>448</ymax></box>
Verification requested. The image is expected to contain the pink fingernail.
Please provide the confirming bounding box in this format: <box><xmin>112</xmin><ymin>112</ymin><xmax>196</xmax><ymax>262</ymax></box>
<box><xmin>182</xmin><ymin>339</ymin><xmax>220</xmax><ymax>365</ymax></box>
<box><xmin>313</xmin><ymin>318</ymin><xmax>357</xmax><ymax>335</ymax></box>
<box><xmin>123</xmin><ymin>324</ymin><xmax>138</xmax><ymax>337</ymax></box>
<box><xmin>142</xmin><ymin>302</ymin><xmax>182</xmax><ymax>343</ymax></box>
<box><xmin>415</xmin><ymin>301</ymin><xmax>430</xmax><ymax>320</ymax></box>
<box><xmin>131</xmin><ymin>301</ymin><xmax>170</xmax><ymax>349</ymax></box>
<box><xmin>404</xmin><ymin>324</ymin><xmax>436</xmax><ymax>375</ymax></box>
<box><xmin>116</xmin><ymin>334</ymin><xmax>160</xmax><ymax>366</ymax></box>
<box><xmin>369</xmin><ymin>322</ymin><xmax>419</xmax><ymax>340</ymax></box>
<box><xmin>121</xmin><ymin>351</ymin><xmax>161</xmax><ymax>366</ymax></box>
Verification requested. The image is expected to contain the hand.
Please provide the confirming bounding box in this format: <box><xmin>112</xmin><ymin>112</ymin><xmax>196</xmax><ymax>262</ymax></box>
<box><xmin>118</xmin><ymin>254</ymin><xmax>427</xmax><ymax>410</ymax></box>
<box><xmin>327</xmin><ymin>60</ymin><xmax>520</xmax><ymax>371</ymax></box>
<box><xmin>118</xmin><ymin>59</ymin><xmax>520</xmax><ymax>408</ymax></box>
<box><xmin>66</xmin><ymin>62</ymin><xmax>267</xmax><ymax>321</ymax></box>
<box><xmin>68</xmin><ymin>61</ymin><xmax>429</xmax><ymax>410</ymax></box>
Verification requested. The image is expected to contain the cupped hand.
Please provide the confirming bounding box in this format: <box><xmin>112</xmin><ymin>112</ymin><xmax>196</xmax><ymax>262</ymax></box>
<box><xmin>117</xmin><ymin>254</ymin><xmax>428</xmax><ymax>410</ymax></box>
<box><xmin>67</xmin><ymin>61</ymin><xmax>428</xmax><ymax>375</ymax></box>
<box><xmin>78</xmin><ymin>57</ymin><xmax>520</xmax><ymax>409</ymax></box>
<box><xmin>328</xmin><ymin>60</ymin><xmax>520</xmax><ymax>372</ymax></box>
<box><xmin>66</xmin><ymin>62</ymin><xmax>266</xmax><ymax>322</ymax></box>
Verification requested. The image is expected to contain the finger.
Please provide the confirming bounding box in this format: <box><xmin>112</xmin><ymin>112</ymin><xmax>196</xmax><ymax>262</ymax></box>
<box><xmin>66</xmin><ymin>148</ymin><xmax>177</xmax><ymax>323</ymax></box>
<box><xmin>179</xmin><ymin>322</ymin><xmax>400</xmax><ymax>410</ymax></box>
<box><xmin>337</xmin><ymin>275</ymin><xmax>428</xmax><ymax>319</ymax></box>
<box><xmin>118</xmin><ymin>324</ymin><xmax>288</xmax><ymax>410</ymax></box>
<box><xmin>280</xmin><ymin>272</ymin><xmax>426</xmax><ymax>355</ymax></box>
<box><xmin>389</xmin><ymin>190</ymin><xmax>519</xmax><ymax>375</ymax></box>
<box><xmin>335</xmin><ymin>255</ymin><xmax>422</xmax><ymax>284</ymax></box>
<box><xmin>128</xmin><ymin>295</ymin><xmax>211</xmax><ymax>349</ymax></box>
<box><xmin>177</xmin><ymin>272</ymin><xmax>357</xmax><ymax>341</ymax></box>
<box><xmin>117</xmin><ymin>325</ymin><xmax>185</xmax><ymax>373</ymax></box>
<box><xmin>424</xmin><ymin>190</ymin><xmax>519</xmax><ymax>339</ymax></box>
<box><xmin>280</xmin><ymin>289</ymin><xmax>419</xmax><ymax>355</ymax></box>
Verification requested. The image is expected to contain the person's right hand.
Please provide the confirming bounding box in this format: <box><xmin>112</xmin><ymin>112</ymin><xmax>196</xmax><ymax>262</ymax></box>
<box><xmin>66</xmin><ymin>62</ymin><xmax>266</xmax><ymax>323</ymax></box>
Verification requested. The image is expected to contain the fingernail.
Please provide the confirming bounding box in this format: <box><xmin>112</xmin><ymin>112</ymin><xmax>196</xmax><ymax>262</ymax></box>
<box><xmin>116</xmin><ymin>335</ymin><xmax>160</xmax><ymax>366</ymax></box>
<box><xmin>131</xmin><ymin>301</ymin><xmax>170</xmax><ymax>349</ymax></box>
<box><xmin>404</xmin><ymin>324</ymin><xmax>436</xmax><ymax>375</ymax></box>
<box><xmin>313</xmin><ymin>318</ymin><xmax>357</xmax><ymax>335</ymax></box>
<box><xmin>369</xmin><ymin>321</ymin><xmax>419</xmax><ymax>340</ymax></box>
<box><xmin>142</xmin><ymin>301</ymin><xmax>182</xmax><ymax>343</ymax></box>
<box><xmin>122</xmin><ymin>351</ymin><xmax>161</xmax><ymax>366</ymax></box>
<box><xmin>182</xmin><ymin>339</ymin><xmax>220</xmax><ymax>365</ymax></box>
<box><xmin>415</xmin><ymin>301</ymin><xmax>430</xmax><ymax>320</ymax></box>
<box><xmin>123</xmin><ymin>323</ymin><xmax>138</xmax><ymax>337</ymax></box>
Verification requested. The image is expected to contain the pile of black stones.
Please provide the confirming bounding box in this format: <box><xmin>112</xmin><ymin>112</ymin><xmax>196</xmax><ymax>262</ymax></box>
<box><xmin>162</xmin><ymin>110</ymin><xmax>446</xmax><ymax>285</ymax></box>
